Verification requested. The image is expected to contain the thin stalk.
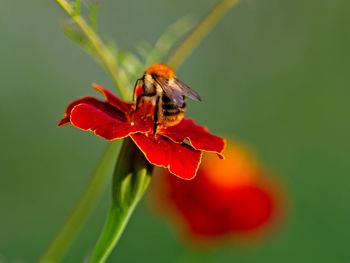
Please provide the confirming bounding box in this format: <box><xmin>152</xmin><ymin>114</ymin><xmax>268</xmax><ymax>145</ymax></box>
<box><xmin>89</xmin><ymin>138</ymin><xmax>153</xmax><ymax>263</ymax></box>
<box><xmin>166</xmin><ymin>0</ymin><xmax>240</xmax><ymax>70</ymax></box>
<box><xmin>39</xmin><ymin>141</ymin><xmax>121</xmax><ymax>263</ymax></box>
<box><xmin>56</xmin><ymin>0</ymin><xmax>130</xmax><ymax>99</ymax></box>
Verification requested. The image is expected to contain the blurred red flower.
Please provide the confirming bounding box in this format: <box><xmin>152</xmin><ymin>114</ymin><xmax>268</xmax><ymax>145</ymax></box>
<box><xmin>58</xmin><ymin>84</ymin><xmax>225</xmax><ymax>180</ymax></box>
<box><xmin>153</xmin><ymin>142</ymin><xmax>283</xmax><ymax>244</ymax></box>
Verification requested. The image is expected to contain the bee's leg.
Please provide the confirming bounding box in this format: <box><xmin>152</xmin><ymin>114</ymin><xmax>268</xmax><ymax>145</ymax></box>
<box><xmin>153</xmin><ymin>121</ymin><xmax>158</xmax><ymax>137</ymax></box>
<box><xmin>135</xmin><ymin>96</ymin><xmax>141</xmax><ymax>110</ymax></box>
<box><xmin>153</xmin><ymin>96</ymin><xmax>160</xmax><ymax>137</ymax></box>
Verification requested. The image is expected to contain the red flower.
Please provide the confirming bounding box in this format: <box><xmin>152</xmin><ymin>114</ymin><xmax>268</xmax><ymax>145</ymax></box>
<box><xmin>58</xmin><ymin>83</ymin><xmax>225</xmax><ymax>180</ymax></box>
<box><xmin>152</xmin><ymin>142</ymin><xmax>283</xmax><ymax>244</ymax></box>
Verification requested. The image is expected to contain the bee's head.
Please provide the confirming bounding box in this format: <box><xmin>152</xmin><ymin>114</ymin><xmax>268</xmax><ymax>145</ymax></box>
<box><xmin>144</xmin><ymin>64</ymin><xmax>176</xmax><ymax>80</ymax></box>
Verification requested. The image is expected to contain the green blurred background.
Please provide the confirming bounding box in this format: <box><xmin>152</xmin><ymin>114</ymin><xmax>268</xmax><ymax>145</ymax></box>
<box><xmin>1</xmin><ymin>0</ymin><xmax>349</xmax><ymax>262</ymax></box>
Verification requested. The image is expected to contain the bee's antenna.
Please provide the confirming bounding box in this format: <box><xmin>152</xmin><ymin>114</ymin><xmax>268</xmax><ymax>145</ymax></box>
<box><xmin>132</xmin><ymin>77</ymin><xmax>143</xmax><ymax>102</ymax></box>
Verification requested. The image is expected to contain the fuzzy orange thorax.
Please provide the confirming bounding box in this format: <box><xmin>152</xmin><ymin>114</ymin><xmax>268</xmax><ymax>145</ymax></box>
<box><xmin>145</xmin><ymin>64</ymin><xmax>176</xmax><ymax>79</ymax></box>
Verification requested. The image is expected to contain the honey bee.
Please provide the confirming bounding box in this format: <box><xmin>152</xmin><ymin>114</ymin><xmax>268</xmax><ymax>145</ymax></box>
<box><xmin>134</xmin><ymin>64</ymin><xmax>201</xmax><ymax>134</ymax></box>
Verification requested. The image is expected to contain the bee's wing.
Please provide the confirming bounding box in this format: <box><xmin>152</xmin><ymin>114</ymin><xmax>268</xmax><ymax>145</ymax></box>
<box><xmin>174</xmin><ymin>78</ymin><xmax>202</xmax><ymax>102</ymax></box>
<box><xmin>156</xmin><ymin>77</ymin><xmax>202</xmax><ymax>107</ymax></box>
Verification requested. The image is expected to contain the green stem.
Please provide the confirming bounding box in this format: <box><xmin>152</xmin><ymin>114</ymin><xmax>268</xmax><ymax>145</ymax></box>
<box><xmin>39</xmin><ymin>141</ymin><xmax>121</xmax><ymax>263</ymax></box>
<box><xmin>166</xmin><ymin>0</ymin><xmax>240</xmax><ymax>70</ymax></box>
<box><xmin>56</xmin><ymin>0</ymin><xmax>130</xmax><ymax>99</ymax></box>
<box><xmin>89</xmin><ymin>138</ymin><xmax>153</xmax><ymax>263</ymax></box>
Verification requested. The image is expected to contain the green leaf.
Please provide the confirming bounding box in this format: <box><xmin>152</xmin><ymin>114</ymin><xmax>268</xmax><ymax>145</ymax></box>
<box><xmin>118</xmin><ymin>51</ymin><xmax>144</xmax><ymax>86</ymax></box>
<box><xmin>88</xmin><ymin>0</ymin><xmax>99</xmax><ymax>30</ymax></box>
<box><xmin>62</xmin><ymin>20</ymin><xmax>95</xmax><ymax>55</ymax></box>
<box><xmin>74</xmin><ymin>0</ymin><xmax>82</xmax><ymax>15</ymax></box>
<box><xmin>88</xmin><ymin>138</ymin><xmax>153</xmax><ymax>263</ymax></box>
<box><xmin>145</xmin><ymin>15</ymin><xmax>196</xmax><ymax>65</ymax></box>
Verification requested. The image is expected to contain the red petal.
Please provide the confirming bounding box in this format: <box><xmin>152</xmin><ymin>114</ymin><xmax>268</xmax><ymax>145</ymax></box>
<box><xmin>164</xmin><ymin>175</ymin><xmax>231</xmax><ymax>237</ymax></box>
<box><xmin>92</xmin><ymin>83</ymin><xmax>133</xmax><ymax>113</ymax></box>
<box><xmin>228</xmin><ymin>185</ymin><xmax>275</xmax><ymax>231</ymax></box>
<box><xmin>58</xmin><ymin>97</ymin><xmax>125</xmax><ymax>126</ymax></box>
<box><xmin>161</xmin><ymin>119</ymin><xmax>225</xmax><ymax>155</ymax></box>
<box><xmin>130</xmin><ymin>133</ymin><xmax>202</xmax><ymax>180</ymax></box>
<box><xmin>70</xmin><ymin>103</ymin><xmax>152</xmax><ymax>140</ymax></box>
<box><xmin>177</xmin><ymin>201</ymin><xmax>229</xmax><ymax>237</ymax></box>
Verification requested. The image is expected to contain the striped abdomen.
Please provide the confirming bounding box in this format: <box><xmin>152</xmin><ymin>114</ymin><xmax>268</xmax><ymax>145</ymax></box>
<box><xmin>159</xmin><ymin>94</ymin><xmax>186</xmax><ymax>127</ymax></box>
